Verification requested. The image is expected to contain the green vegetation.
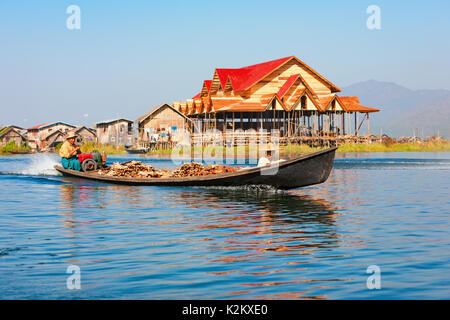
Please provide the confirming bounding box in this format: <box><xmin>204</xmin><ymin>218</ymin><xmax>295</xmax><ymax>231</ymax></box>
<box><xmin>80</xmin><ymin>142</ymin><xmax>126</xmax><ymax>154</ymax></box>
<box><xmin>54</xmin><ymin>142</ymin><xmax>63</xmax><ymax>153</ymax></box>
<box><xmin>279</xmin><ymin>141</ymin><xmax>450</xmax><ymax>156</ymax></box>
<box><xmin>2</xmin><ymin>140</ymin><xmax>449</xmax><ymax>157</ymax></box>
<box><xmin>279</xmin><ymin>144</ymin><xmax>322</xmax><ymax>157</ymax></box>
<box><xmin>144</xmin><ymin>140</ymin><xmax>450</xmax><ymax>158</ymax></box>
<box><xmin>147</xmin><ymin>144</ymin><xmax>320</xmax><ymax>158</ymax></box>
<box><xmin>336</xmin><ymin>140</ymin><xmax>450</xmax><ymax>153</ymax></box>
<box><xmin>0</xmin><ymin>127</ymin><xmax>8</xmax><ymax>136</ymax></box>
<box><xmin>53</xmin><ymin>142</ymin><xmax>126</xmax><ymax>155</ymax></box>
<box><xmin>0</xmin><ymin>141</ymin><xmax>31</xmax><ymax>155</ymax></box>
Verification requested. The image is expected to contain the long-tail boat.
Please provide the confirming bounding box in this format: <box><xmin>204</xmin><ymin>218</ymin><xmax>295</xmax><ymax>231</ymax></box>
<box><xmin>54</xmin><ymin>147</ymin><xmax>337</xmax><ymax>190</ymax></box>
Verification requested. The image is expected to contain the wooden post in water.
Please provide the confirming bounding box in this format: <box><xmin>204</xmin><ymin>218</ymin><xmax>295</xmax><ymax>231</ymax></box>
<box><xmin>260</xmin><ymin>112</ymin><xmax>263</xmax><ymax>131</ymax></box>
<box><xmin>240</xmin><ymin>112</ymin><xmax>243</xmax><ymax>130</ymax></box>
<box><xmin>232</xmin><ymin>112</ymin><xmax>235</xmax><ymax>131</ymax></box>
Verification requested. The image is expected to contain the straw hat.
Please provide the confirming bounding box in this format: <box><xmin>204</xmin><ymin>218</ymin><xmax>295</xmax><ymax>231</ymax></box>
<box><xmin>65</xmin><ymin>130</ymin><xmax>78</xmax><ymax>140</ymax></box>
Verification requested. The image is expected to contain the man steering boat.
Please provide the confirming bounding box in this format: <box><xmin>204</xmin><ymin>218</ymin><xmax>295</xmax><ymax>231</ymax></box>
<box><xmin>59</xmin><ymin>131</ymin><xmax>82</xmax><ymax>171</ymax></box>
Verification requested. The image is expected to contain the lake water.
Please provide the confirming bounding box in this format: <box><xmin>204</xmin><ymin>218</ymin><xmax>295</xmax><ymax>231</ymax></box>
<box><xmin>0</xmin><ymin>152</ymin><xmax>449</xmax><ymax>299</ymax></box>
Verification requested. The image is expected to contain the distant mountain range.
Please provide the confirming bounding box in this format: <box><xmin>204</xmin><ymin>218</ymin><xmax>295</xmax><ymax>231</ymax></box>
<box><xmin>341</xmin><ymin>80</ymin><xmax>450</xmax><ymax>138</ymax></box>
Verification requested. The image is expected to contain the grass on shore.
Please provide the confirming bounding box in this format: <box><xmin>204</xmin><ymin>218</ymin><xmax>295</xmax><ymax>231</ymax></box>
<box><xmin>2</xmin><ymin>140</ymin><xmax>449</xmax><ymax>157</ymax></box>
<box><xmin>0</xmin><ymin>142</ymin><xmax>32</xmax><ymax>155</ymax></box>
<box><xmin>146</xmin><ymin>144</ymin><xmax>320</xmax><ymax>158</ymax></box>
<box><xmin>145</xmin><ymin>140</ymin><xmax>450</xmax><ymax>158</ymax></box>
<box><xmin>336</xmin><ymin>140</ymin><xmax>450</xmax><ymax>153</ymax></box>
<box><xmin>279</xmin><ymin>140</ymin><xmax>450</xmax><ymax>155</ymax></box>
<box><xmin>80</xmin><ymin>142</ymin><xmax>126</xmax><ymax>154</ymax></box>
<box><xmin>53</xmin><ymin>142</ymin><xmax>127</xmax><ymax>155</ymax></box>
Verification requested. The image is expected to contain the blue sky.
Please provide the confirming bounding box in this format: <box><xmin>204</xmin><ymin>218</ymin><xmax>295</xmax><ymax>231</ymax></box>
<box><xmin>1</xmin><ymin>0</ymin><xmax>449</xmax><ymax>127</ymax></box>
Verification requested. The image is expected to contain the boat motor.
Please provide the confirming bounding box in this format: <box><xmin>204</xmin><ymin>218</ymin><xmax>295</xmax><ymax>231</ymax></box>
<box><xmin>78</xmin><ymin>150</ymin><xmax>107</xmax><ymax>172</ymax></box>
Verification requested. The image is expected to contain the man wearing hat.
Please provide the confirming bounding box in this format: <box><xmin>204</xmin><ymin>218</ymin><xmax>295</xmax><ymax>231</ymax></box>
<box><xmin>258</xmin><ymin>143</ymin><xmax>276</xmax><ymax>167</ymax></box>
<box><xmin>59</xmin><ymin>131</ymin><xmax>81</xmax><ymax>171</ymax></box>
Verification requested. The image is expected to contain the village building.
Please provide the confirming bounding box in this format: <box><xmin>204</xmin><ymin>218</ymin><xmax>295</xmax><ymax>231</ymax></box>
<box><xmin>27</xmin><ymin>122</ymin><xmax>76</xmax><ymax>151</ymax></box>
<box><xmin>135</xmin><ymin>103</ymin><xmax>193</xmax><ymax>147</ymax></box>
<box><xmin>74</xmin><ymin>126</ymin><xmax>97</xmax><ymax>144</ymax></box>
<box><xmin>173</xmin><ymin>56</ymin><xmax>380</xmax><ymax>145</ymax></box>
<box><xmin>42</xmin><ymin>130</ymin><xmax>66</xmax><ymax>150</ymax></box>
<box><xmin>0</xmin><ymin>126</ymin><xmax>27</xmax><ymax>147</ymax></box>
<box><xmin>95</xmin><ymin>119</ymin><xmax>135</xmax><ymax>146</ymax></box>
<box><xmin>6</xmin><ymin>125</ymin><xmax>25</xmax><ymax>132</ymax></box>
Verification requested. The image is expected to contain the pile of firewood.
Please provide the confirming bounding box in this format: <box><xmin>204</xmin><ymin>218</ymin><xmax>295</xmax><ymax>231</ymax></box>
<box><xmin>98</xmin><ymin>161</ymin><xmax>169</xmax><ymax>178</ymax></box>
<box><xmin>170</xmin><ymin>162</ymin><xmax>204</xmax><ymax>177</ymax></box>
<box><xmin>169</xmin><ymin>162</ymin><xmax>239</xmax><ymax>177</ymax></box>
<box><xmin>97</xmin><ymin>161</ymin><xmax>239</xmax><ymax>178</ymax></box>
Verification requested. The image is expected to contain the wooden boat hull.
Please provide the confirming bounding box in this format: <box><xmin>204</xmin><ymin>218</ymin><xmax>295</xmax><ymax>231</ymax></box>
<box><xmin>54</xmin><ymin>147</ymin><xmax>337</xmax><ymax>190</ymax></box>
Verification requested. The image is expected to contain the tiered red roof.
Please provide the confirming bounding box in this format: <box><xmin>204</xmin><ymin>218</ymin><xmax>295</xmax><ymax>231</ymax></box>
<box><xmin>216</xmin><ymin>56</ymin><xmax>293</xmax><ymax>92</ymax></box>
<box><xmin>277</xmin><ymin>74</ymin><xmax>300</xmax><ymax>99</ymax></box>
<box><xmin>182</xmin><ymin>56</ymin><xmax>379</xmax><ymax>115</ymax></box>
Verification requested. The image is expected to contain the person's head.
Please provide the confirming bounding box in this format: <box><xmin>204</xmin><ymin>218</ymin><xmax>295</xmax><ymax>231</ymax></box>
<box><xmin>265</xmin><ymin>143</ymin><xmax>275</xmax><ymax>158</ymax></box>
<box><xmin>66</xmin><ymin>131</ymin><xmax>77</xmax><ymax>145</ymax></box>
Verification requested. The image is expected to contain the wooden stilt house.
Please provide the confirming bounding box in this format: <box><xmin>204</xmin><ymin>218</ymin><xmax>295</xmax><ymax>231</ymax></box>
<box><xmin>173</xmin><ymin>56</ymin><xmax>379</xmax><ymax>145</ymax></box>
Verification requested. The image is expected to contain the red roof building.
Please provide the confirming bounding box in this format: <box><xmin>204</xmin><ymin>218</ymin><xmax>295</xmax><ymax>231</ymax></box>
<box><xmin>175</xmin><ymin>56</ymin><xmax>380</xmax><ymax>137</ymax></box>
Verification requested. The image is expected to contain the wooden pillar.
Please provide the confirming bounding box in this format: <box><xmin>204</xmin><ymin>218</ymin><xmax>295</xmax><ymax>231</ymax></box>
<box><xmin>232</xmin><ymin>112</ymin><xmax>235</xmax><ymax>131</ymax></box>
<box><xmin>272</xmin><ymin>109</ymin><xmax>275</xmax><ymax>132</ymax></box>
<box><xmin>260</xmin><ymin>112</ymin><xmax>263</xmax><ymax>130</ymax></box>
<box><xmin>367</xmin><ymin>113</ymin><xmax>370</xmax><ymax>136</ymax></box>
<box><xmin>223</xmin><ymin>112</ymin><xmax>227</xmax><ymax>133</ymax></box>
<box><xmin>240</xmin><ymin>112</ymin><xmax>243</xmax><ymax>130</ymax></box>
<box><xmin>342</xmin><ymin>112</ymin><xmax>346</xmax><ymax>135</ymax></box>
<box><xmin>287</xmin><ymin>111</ymin><xmax>291</xmax><ymax>137</ymax></box>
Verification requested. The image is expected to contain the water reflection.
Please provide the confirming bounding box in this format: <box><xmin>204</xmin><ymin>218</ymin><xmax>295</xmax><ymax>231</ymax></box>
<box><xmin>57</xmin><ymin>180</ymin><xmax>349</xmax><ymax>299</ymax></box>
<box><xmin>181</xmin><ymin>188</ymin><xmax>341</xmax><ymax>255</ymax></box>
<box><xmin>182</xmin><ymin>188</ymin><xmax>346</xmax><ymax>299</ymax></box>
<box><xmin>2</xmin><ymin>154</ymin><xmax>447</xmax><ymax>299</ymax></box>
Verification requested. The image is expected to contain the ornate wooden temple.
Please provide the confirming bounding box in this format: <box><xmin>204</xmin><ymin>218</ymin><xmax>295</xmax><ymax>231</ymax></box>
<box><xmin>173</xmin><ymin>56</ymin><xmax>379</xmax><ymax>145</ymax></box>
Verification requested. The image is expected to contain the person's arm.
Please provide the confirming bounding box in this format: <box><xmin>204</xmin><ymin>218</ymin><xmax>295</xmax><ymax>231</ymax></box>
<box><xmin>59</xmin><ymin>143</ymin><xmax>80</xmax><ymax>158</ymax></box>
<box><xmin>70</xmin><ymin>146</ymin><xmax>81</xmax><ymax>157</ymax></box>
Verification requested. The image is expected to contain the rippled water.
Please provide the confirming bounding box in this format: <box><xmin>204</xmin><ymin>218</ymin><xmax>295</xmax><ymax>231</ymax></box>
<box><xmin>0</xmin><ymin>152</ymin><xmax>449</xmax><ymax>299</ymax></box>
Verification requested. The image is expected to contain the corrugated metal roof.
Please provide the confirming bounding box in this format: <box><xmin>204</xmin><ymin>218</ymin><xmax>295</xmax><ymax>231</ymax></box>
<box><xmin>27</xmin><ymin>122</ymin><xmax>76</xmax><ymax>131</ymax></box>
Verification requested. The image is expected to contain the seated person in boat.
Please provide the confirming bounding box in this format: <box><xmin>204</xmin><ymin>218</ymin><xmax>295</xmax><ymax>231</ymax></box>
<box><xmin>258</xmin><ymin>144</ymin><xmax>276</xmax><ymax>167</ymax></box>
<box><xmin>59</xmin><ymin>131</ymin><xmax>81</xmax><ymax>171</ymax></box>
